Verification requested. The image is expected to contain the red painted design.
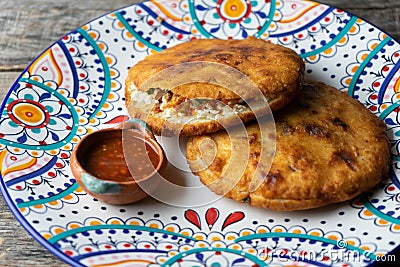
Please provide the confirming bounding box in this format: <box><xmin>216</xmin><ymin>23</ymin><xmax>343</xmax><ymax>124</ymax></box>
<box><xmin>221</xmin><ymin>211</ymin><xmax>245</xmax><ymax>230</ymax></box>
<box><xmin>184</xmin><ymin>208</ymin><xmax>245</xmax><ymax>231</ymax></box>
<box><xmin>184</xmin><ymin>209</ymin><xmax>201</xmax><ymax>230</ymax></box>
<box><xmin>206</xmin><ymin>207</ymin><xmax>219</xmax><ymax>229</ymax></box>
<box><xmin>65</xmin><ymin>250</ymin><xmax>73</xmax><ymax>256</ymax></box>
<box><xmin>104</xmin><ymin>115</ymin><xmax>129</xmax><ymax>124</ymax></box>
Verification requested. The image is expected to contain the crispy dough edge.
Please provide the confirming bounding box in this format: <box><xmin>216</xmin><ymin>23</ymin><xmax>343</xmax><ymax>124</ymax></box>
<box><xmin>126</xmin><ymin>91</ymin><xmax>295</xmax><ymax>136</ymax></box>
<box><xmin>125</xmin><ymin>77</ymin><xmax>300</xmax><ymax>136</ymax></box>
<box><xmin>126</xmin><ymin>37</ymin><xmax>305</xmax><ymax>100</ymax></box>
<box><xmin>185</xmin><ymin>80</ymin><xmax>390</xmax><ymax>211</ymax></box>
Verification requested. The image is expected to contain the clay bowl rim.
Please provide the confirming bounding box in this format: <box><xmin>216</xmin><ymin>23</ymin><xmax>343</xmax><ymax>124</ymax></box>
<box><xmin>71</xmin><ymin>125</ymin><xmax>166</xmax><ymax>186</ymax></box>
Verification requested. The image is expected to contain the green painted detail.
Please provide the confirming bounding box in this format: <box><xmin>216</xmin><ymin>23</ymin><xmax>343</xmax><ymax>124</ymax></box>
<box><xmin>23</xmin><ymin>94</ymin><xmax>34</xmax><ymax>100</ymax></box>
<box><xmin>48</xmin><ymin>224</ymin><xmax>197</xmax><ymax>244</ymax></box>
<box><xmin>17</xmin><ymin>182</ymin><xmax>79</xmax><ymax>208</ymax></box>
<box><xmin>161</xmin><ymin>247</ymin><xmax>268</xmax><ymax>267</ymax></box>
<box><xmin>49</xmin><ymin>118</ymin><xmax>57</xmax><ymax>125</ymax></box>
<box><xmin>188</xmin><ymin>0</ymin><xmax>213</xmax><ymax>38</ymax></box>
<box><xmin>300</xmin><ymin>16</ymin><xmax>358</xmax><ymax>58</ymax></box>
<box><xmin>348</xmin><ymin>37</ymin><xmax>392</xmax><ymax>97</ymax></box>
<box><xmin>45</xmin><ymin>105</ymin><xmax>54</xmax><ymax>113</ymax></box>
<box><xmin>188</xmin><ymin>0</ymin><xmax>276</xmax><ymax>39</ymax></box>
<box><xmin>0</xmin><ymin>78</ymin><xmax>79</xmax><ymax>150</ymax></box>
<box><xmin>254</xmin><ymin>0</ymin><xmax>276</xmax><ymax>38</ymax></box>
<box><xmin>76</xmin><ymin>28</ymin><xmax>112</xmax><ymax>119</ymax></box>
<box><xmin>391</xmin><ymin>154</ymin><xmax>400</xmax><ymax>161</ymax></box>
<box><xmin>115</xmin><ymin>12</ymin><xmax>162</xmax><ymax>52</ymax></box>
<box><xmin>235</xmin><ymin>232</ymin><xmax>377</xmax><ymax>261</ymax></box>
<box><xmin>8</xmin><ymin>120</ymin><xmax>18</xmax><ymax>128</ymax></box>
<box><xmin>81</xmin><ymin>172</ymin><xmax>121</xmax><ymax>195</ymax></box>
<box><xmin>379</xmin><ymin>101</ymin><xmax>400</xmax><ymax>119</ymax></box>
<box><xmin>362</xmin><ymin>196</ymin><xmax>400</xmax><ymax>225</ymax></box>
<box><xmin>31</xmin><ymin>128</ymin><xmax>41</xmax><ymax>134</ymax></box>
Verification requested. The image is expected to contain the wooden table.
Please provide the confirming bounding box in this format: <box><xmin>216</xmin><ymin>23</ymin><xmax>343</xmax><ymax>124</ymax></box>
<box><xmin>0</xmin><ymin>0</ymin><xmax>399</xmax><ymax>266</ymax></box>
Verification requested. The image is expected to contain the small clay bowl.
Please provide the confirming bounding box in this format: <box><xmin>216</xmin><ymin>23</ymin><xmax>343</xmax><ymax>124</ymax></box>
<box><xmin>70</xmin><ymin>119</ymin><xmax>167</xmax><ymax>205</ymax></box>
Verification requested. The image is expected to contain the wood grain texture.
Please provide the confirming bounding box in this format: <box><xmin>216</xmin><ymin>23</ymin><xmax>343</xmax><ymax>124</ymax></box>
<box><xmin>0</xmin><ymin>0</ymin><xmax>135</xmax><ymax>68</ymax></box>
<box><xmin>0</xmin><ymin>73</ymin><xmax>66</xmax><ymax>267</ymax></box>
<box><xmin>0</xmin><ymin>0</ymin><xmax>399</xmax><ymax>69</ymax></box>
<box><xmin>0</xmin><ymin>1</ymin><xmax>399</xmax><ymax>266</ymax></box>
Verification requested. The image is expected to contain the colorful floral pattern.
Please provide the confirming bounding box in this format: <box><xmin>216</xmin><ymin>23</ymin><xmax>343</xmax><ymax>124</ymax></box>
<box><xmin>0</xmin><ymin>1</ymin><xmax>399</xmax><ymax>266</ymax></box>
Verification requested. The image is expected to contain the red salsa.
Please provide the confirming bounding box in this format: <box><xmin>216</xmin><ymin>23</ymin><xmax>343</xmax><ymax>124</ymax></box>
<box><xmin>83</xmin><ymin>131</ymin><xmax>160</xmax><ymax>182</ymax></box>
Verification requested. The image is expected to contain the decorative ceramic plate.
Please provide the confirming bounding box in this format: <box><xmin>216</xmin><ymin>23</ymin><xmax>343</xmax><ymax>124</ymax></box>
<box><xmin>1</xmin><ymin>0</ymin><xmax>399</xmax><ymax>266</ymax></box>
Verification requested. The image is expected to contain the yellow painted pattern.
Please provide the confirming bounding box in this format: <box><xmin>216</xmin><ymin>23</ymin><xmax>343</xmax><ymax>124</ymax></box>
<box><xmin>280</xmin><ymin>3</ymin><xmax>319</xmax><ymax>23</ymax></box>
<box><xmin>0</xmin><ymin>151</ymin><xmax>37</xmax><ymax>177</ymax></box>
<box><xmin>151</xmin><ymin>0</ymin><xmax>182</xmax><ymax>21</ymax></box>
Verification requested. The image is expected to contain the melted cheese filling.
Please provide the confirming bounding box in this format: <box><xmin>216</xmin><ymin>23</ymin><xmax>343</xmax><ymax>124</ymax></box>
<box><xmin>129</xmin><ymin>88</ymin><xmax>251</xmax><ymax>123</ymax></box>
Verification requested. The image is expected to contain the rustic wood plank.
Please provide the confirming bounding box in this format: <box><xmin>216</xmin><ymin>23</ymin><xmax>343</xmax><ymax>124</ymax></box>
<box><xmin>0</xmin><ymin>72</ymin><xmax>19</xmax><ymax>95</ymax></box>
<box><xmin>0</xmin><ymin>0</ymin><xmax>399</xmax><ymax>69</ymax></box>
<box><xmin>0</xmin><ymin>72</ymin><xmax>68</xmax><ymax>267</ymax></box>
<box><xmin>0</xmin><ymin>194</ymin><xmax>68</xmax><ymax>267</ymax></box>
<box><xmin>321</xmin><ymin>0</ymin><xmax>400</xmax><ymax>9</ymax></box>
<box><xmin>340</xmin><ymin>7</ymin><xmax>400</xmax><ymax>42</ymax></box>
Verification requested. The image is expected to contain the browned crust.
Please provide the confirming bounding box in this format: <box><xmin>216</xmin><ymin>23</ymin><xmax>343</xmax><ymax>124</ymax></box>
<box><xmin>186</xmin><ymin>80</ymin><xmax>390</xmax><ymax>211</ymax></box>
<box><xmin>125</xmin><ymin>36</ymin><xmax>304</xmax><ymax>109</ymax></box>
<box><xmin>126</xmin><ymin>37</ymin><xmax>304</xmax><ymax>97</ymax></box>
<box><xmin>125</xmin><ymin>37</ymin><xmax>304</xmax><ymax>136</ymax></box>
<box><xmin>127</xmin><ymin>91</ymin><xmax>293</xmax><ymax>136</ymax></box>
